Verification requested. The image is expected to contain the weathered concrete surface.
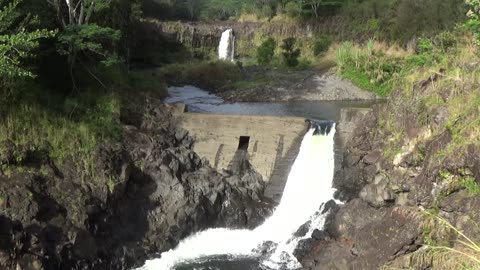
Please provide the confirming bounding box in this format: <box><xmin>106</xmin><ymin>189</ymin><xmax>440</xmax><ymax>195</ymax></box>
<box><xmin>178</xmin><ymin>113</ymin><xmax>309</xmax><ymax>201</ymax></box>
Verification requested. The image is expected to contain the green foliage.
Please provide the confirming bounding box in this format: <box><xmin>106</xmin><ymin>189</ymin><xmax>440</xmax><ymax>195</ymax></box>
<box><xmin>57</xmin><ymin>23</ymin><xmax>121</xmax><ymax>66</ymax></box>
<box><xmin>260</xmin><ymin>4</ymin><xmax>275</xmax><ymax>19</ymax></box>
<box><xmin>281</xmin><ymin>37</ymin><xmax>301</xmax><ymax>67</ymax></box>
<box><xmin>340</xmin><ymin>0</ymin><xmax>467</xmax><ymax>42</ymax></box>
<box><xmin>401</xmin><ymin>31</ymin><xmax>454</xmax><ymax>69</ymax></box>
<box><xmin>434</xmin><ymin>31</ymin><xmax>458</xmax><ymax>52</ymax></box>
<box><xmin>466</xmin><ymin>0</ymin><xmax>480</xmax><ymax>45</ymax></box>
<box><xmin>0</xmin><ymin>0</ymin><xmax>54</xmax><ymax>79</ymax></box>
<box><xmin>285</xmin><ymin>1</ymin><xmax>302</xmax><ymax>18</ymax></box>
<box><xmin>461</xmin><ymin>177</ymin><xmax>480</xmax><ymax>195</ymax></box>
<box><xmin>365</xmin><ymin>18</ymin><xmax>380</xmax><ymax>32</ymax></box>
<box><xmin>417</xmin><ymin>38</ymin><xmax>434</xmax><ymax>54</ymax></box>
<box><xmin>257</xmin><ymin>37</ymin><xmax>276</xmax><ymax>65</ymax></box>
<box><xmin>198</xmin><ymin>0</ymin><xmax>245</xmax><ymax>20</ymax></box>
<box><xmin>336</xmin><ymin>41</ymin><xmax>402</xmax><ymax>96</ymax></box>
<box><xmin>313</xmin><ymin>35</ymin><xmax>332</xmax><ymax>56</ymax></box>
<box><xmin>0</xmin><ymin>88</ymin><xmax>121</xmax><ymax>179</ymax></box>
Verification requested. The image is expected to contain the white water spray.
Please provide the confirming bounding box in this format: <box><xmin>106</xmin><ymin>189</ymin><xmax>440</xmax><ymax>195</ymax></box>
<box><xmin>138</xmin><ymin>124</ymin><xmax>336</xmax><ymax>270</ymax></box>
<box><xmin>218</xmin><ymin>29</ymin><xmax>235</xmax><ymax>61</ymax></box>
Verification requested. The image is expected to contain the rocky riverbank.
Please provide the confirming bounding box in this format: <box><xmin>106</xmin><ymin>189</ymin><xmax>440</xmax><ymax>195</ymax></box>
<box><xmin>296</xmin><ymin>103</ymin><xmax>480</xmax><ymax>269</ymax></box>
<box><xmin>159</xmin><ymin>63</ymin><xmax>379</xmax><ymax>103</ymax></box>
<box><xmin>0</xmin><ymin>97</ymin><xmax>272</xmax><ymax>270</ymax></box>
<box><xmin>218</xmin><ymin>69</ymin><xmax>378</xmax><ymax>102</ymax></box>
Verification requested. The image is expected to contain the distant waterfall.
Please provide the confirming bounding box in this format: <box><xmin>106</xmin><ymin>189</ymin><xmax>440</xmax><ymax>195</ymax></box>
<box><xmin>218</xmin><ymin>29</ymin><xmax>235</xmax><ymax>61</ymax></box>
<box><xmin>137</xmin><ymin>123</ymin><xmax>337</xmax><ymax>270</ymax></box>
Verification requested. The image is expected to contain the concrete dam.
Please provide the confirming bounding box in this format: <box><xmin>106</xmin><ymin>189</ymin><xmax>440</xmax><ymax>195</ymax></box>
<box><xmin>177</xmin><ymin>111</ymin><xmax>309</xmax><ymax>200</ymax></box>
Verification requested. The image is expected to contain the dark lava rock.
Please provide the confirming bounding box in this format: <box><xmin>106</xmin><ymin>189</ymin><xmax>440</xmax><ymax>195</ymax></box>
<box><xmin>0</xmin><ymin>103</ymin><xmax>273</xmax><ymax>270</ymax></box>
<box><xmin>293</xmin><ymin>238</ymin><xmax>316</xmax><ymax>261</ymax></box>
<box><xmin>294</xmin><ymin>221</ymin><xmax>312</xmax><ymax>238</ymax></box>
<box><xmin>311</xmin><ymin>229</ymin><xmax>331</xmax><ymax>241</ymax></box>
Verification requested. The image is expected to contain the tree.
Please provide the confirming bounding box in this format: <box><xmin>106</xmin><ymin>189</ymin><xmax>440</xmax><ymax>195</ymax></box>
<box><xmin>285</xmin><ymin>1</ymin><xmax>302</xmax><ymax>18</ymax></box>
<box><xmin>256</xmin><ymin>37</ymin><xmax>276</xmax><ymax>65</ymax></box>
<box><xmin>302</xmin><ymin>0</ymin><xmax>322</xmax><ymax>18</ymax></box>
<box><xmin>185</xmin><ymin>0</ymin><xmax>202</xmax><ymax>20</ymax></box>
<box><xmin>281</xmin><ymin>37</ymin><xmax>300</xmax><ymax>67</ymax></box>
<box><xmin>300</xmin><ymin>0</ymin><xmax>343</xmax><ymax>18</ymax></box>
<box><xmin>0</xmin><ymin>0</ymin><xmax>54</xmax><ymax>78</ymax></box>
<box><xmin>47</xmin><ymin>0</ymin><xmax>122</xmax><ymax>87</ymax></box>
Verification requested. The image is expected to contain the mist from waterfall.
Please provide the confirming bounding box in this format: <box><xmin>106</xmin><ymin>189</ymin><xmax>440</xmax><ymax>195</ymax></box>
<box><xmin>218</xmin><ymin>29</ymin><xmax>235</xmax><ymax>61</ymax></box>
<box><xmin>138</xmin><ymin>123</ymin><xmax>336</xmax><ymax>270</ymax></box>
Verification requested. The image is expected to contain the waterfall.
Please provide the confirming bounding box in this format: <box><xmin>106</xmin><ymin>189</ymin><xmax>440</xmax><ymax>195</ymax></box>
<box><xmin>218</xmin><ymin>29</ymin><xmax>235</xmax><ymax>61</ymax></box>
<box><xmin>138</xmin><ymin>123</ymin><xmax>337</xmax><ymax>270</ymax></box>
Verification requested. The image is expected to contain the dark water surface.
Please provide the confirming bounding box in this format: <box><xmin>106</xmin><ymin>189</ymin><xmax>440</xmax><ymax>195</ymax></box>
<box><xmin>166</xmin><ymin>86</ymin><xmax>377</xmax><ymax>121</ymax></box>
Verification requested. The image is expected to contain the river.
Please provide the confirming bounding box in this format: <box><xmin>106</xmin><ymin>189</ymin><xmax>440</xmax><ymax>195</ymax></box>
<box><xmin>165</xmin><ymin>85</ymin><xmax>376</xmax><ymax>121</ymax></box>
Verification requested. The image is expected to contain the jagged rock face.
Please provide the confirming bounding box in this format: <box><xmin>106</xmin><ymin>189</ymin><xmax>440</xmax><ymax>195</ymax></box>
<box><xmin>299</xmin><ymin>103</ymin><xmax>480</xmax><ymax>270</ymax></box>
<box><xmin>0</xmin><ymin>101</ymin><xmax>272</xmax><ymax>270</ymax></box>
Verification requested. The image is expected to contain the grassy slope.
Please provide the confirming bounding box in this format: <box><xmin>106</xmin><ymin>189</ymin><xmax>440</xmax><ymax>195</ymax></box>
<box><xmin>334</xmin><ymin>33</ymin><xmax>480</xmax><ymax>268</ymax></box>
<box><xmin>0</xmin><ymin>68</ymin><xmax>166</xmax><ymax>181</ymax></box>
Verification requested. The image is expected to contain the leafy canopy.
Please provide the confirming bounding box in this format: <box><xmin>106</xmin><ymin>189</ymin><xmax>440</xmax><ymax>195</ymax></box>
<box><xmin>0</xmin><ymin>0</ymin><xmax>54</xmax><ymax>78</ymax></box>
<box><xmin>57</xmin><ymin>23</ymin><xmax>121</xmax><ymax>66</ymax></box>
<box><xmin>466</xmin><ymin>0</ymin><xmax>480</xmax><ymax>45</ymax></box>
<box><xmin>257</xmin><ymin>37</ymin><xmax>276</xmax><ymax>65</ymax></box>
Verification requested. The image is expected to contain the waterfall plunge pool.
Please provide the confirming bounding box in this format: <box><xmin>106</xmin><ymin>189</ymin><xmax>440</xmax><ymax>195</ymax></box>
<box><xmin>136</xmin><ymin>86</ymin><xmax>372</xmax><ymax>270</ymax></box>
<box><xmin>138</xmin><ymin>125</ymin><xmax>336</xmax><ymax>270</ymax></box>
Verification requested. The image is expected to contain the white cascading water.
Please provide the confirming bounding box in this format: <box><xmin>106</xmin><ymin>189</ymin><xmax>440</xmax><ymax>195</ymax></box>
<box><xmin>138</xmin><ymin>124</ymin><xmax>337</xmax><ymax>270</ymax></box>
<box><xmin>218</xmin><ymin>29</ymin><xmax>235</xmax><ymax>61</ymax></box>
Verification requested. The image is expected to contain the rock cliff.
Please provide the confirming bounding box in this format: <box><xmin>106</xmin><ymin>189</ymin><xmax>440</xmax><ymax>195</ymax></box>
<box><xmin>0</xmin><ymin>98</ymin><xmax>271</xmax><ymax>270</ymax></box>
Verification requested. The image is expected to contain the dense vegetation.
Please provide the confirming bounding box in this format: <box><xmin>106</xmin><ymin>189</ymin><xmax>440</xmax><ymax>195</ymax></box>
<box><xmin>146</xmin><ymin>0</ymin><xmax>467</xmax><ymax>41</ymax></box>
<box><xmin>0</xmin><ymin>0</ymin><xmax>165</xmax><ymax>179</ymax></box>
<box><xmin>2</xmin><ymin>0</ymin><xmax>480</xmax><ymax>267</ymax></box>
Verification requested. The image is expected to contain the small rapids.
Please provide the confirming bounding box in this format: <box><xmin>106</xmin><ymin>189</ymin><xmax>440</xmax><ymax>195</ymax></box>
<box><xmin>137</xmin><ymin>123</ymin><xmax>337</xmax><ymax>270</ymax></box>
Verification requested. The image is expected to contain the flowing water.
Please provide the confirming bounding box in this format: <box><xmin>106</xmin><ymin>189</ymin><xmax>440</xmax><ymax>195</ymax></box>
<box><xmin>138</xmin><ymin>124</ymin><xmax>337</xmax><ymax>270</ymax></box>
<box><xmin>166</xmin><ymin>85</ymin><xmax>376</xmax><ymax>121</ymax></box>
<box><xmin>135</xmin><ymin>85</ymin><xmax>374</xmax><ymax>269</ymax></box>
<box><xmin>218</xmin><ymin>29</ymin><xmax>235</xmax><ymax>61</ymax></box>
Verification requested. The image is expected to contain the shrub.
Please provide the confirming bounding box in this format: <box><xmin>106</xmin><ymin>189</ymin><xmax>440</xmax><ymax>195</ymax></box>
<box><xmin>313</xmin><ymin>35</ymin><xmax>332</xmax><ymax>56</ymax></box>
<box><xmin>259</xmin><ymin>5</ymin><xmax>274</xmax><ymax>19</ymax></box>
<box><xmin>281</xmin><ymin>37</ymin><xmax>301</xmax><ymax>67</ymax></box>
<box><xmin>285</xmin><ymin>1</ymin><xmax>302</xmax><ymax>18</ymax></box>
<box><xmin>256</xmin><ymin>37</ymin><xmax>276</xmax><ymax>65</ymax></box>
<box><xmin>417</xmin><ymin>38</ymin><xmax>434</xmax><ymax>54</ymax></box>
<box><xmin>366</xmin><ymin>18</ymin><xmax>380</xmax><ymax>32</ymax></box>
<box><xmin>434</xmin><ymin>31</ymin><xmax>458</xmax><ymax>52</ymax></box>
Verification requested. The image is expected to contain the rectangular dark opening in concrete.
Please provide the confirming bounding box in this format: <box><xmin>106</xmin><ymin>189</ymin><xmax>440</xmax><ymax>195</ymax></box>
<box><xmin>238</xmin><ymin>136</ymin><xmax>250</xmax><ymax>150</ymax></box>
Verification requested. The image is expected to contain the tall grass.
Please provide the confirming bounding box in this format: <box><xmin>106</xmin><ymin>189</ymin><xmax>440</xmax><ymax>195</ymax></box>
<box><xmin>0</xmin><ymin>91</ymin><xmax>121</xmax><ymax>180</ymax></box>
<box><xmin>336</xmin><ymin>40</ymin><xmax>399</xmax><ymax>96</ymax></box>
<box><xmin>414</xmin><ymin>214</ymin><xmax>480</xmax><ymax>270</ymax></box>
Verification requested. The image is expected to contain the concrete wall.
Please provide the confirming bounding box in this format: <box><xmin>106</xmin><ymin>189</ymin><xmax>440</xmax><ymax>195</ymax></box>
<box><xmin>178</xmin><ymin>112</ymin><xmax>309</xmax><ymax>201</ymax></box>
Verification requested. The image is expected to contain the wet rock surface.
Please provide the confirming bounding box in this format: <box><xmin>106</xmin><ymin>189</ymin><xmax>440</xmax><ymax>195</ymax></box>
<box><xmin>0</xmin><ymin>100</ymin><xmax>272</xmax><ymax>270</ymax></box>
<box><xmin>299</xmin><ymin>103</ymin><xmax>480</xmax><ymax>270</ymax></box>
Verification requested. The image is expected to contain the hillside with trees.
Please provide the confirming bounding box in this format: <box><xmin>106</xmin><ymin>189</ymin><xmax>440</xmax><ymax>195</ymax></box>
<box><xmin>1</xmin><ymin>0</ymin><xmax>480</xmax><ymax>269</ymax></box>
